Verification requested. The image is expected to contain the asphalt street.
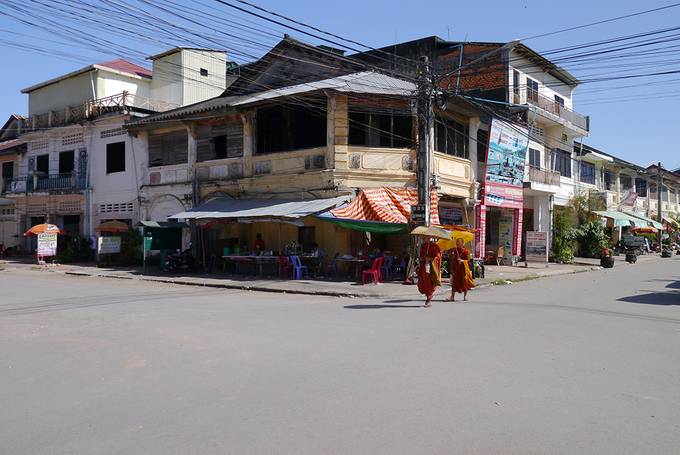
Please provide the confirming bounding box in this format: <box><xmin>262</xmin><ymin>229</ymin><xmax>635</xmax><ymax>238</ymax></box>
<box><xmin>1</xmin><ymin>257</ymin><xmax>679</xmax><ymax>454</ymax></box>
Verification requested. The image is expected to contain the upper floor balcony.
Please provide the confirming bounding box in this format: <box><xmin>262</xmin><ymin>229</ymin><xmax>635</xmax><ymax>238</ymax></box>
<box><xmin>524</xmin><ymin>165</ymin><xmax>561</xmax><ymax>194</ymax></box>
<box><xmin>21</xmin><ymin>92</ymin><xmax>179</xmax><ymax>133</ymax></box>
<box><xmin>513</xmin><ymin>90</ymin><xmax>589</xmax><ymax>133</ymax></box>
<box><xmin>1</xmin><ymin>172</ymin><xmax>86</xmax><ymax>195</ymax></box>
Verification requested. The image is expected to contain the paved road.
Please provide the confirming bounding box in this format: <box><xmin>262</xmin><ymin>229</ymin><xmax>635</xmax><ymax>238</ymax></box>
<box><xmin>1</xmin><ymin>258</ymin><xmax>679</xmax><ymax>454</ymax></box>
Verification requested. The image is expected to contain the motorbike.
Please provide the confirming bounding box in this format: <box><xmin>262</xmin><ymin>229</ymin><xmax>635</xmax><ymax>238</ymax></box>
<box><xmin>162</xmin><ymin>249</ymin><xmax>195</xmax><ymax>273</ymax></box>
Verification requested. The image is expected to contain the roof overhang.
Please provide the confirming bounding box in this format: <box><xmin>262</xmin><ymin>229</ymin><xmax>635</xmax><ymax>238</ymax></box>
<box><xmin>22</xmin><ymin>64</ymin><xmax>150</xmax><ymax>94</ymax></box>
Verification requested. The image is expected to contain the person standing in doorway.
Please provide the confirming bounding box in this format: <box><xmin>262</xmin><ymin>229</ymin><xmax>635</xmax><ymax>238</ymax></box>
<box><xmin>449</xmin><ymin>238</ymin><xmax>475</xmax><ymax>301</ymax></box>
<box><xmin>253</xmin><ymin>233</ymin><xmax>266</xmax><ymax>255</ymax></box>
<box><xmin>418</xmin><ymin>238</ymin><xmax>442</xmax><ymax>308</ymax></box>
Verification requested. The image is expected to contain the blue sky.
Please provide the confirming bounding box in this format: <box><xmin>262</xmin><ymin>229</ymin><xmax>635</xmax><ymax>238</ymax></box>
<box><xmin>1</xmin><ymin>0</ymin><xmax>678</xmax><ymax>168</ymax></box>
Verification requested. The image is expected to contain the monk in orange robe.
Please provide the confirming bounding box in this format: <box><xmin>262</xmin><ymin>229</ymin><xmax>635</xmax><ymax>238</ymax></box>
<box><xmin>417</xmin><ymin>239</ymin><xmax>442</xmax><ymax>308</ymax></box>
<box><xmin>449</xmin><ymin>238</ymin><xmax>475</xmax><ymax>301</ymax></box>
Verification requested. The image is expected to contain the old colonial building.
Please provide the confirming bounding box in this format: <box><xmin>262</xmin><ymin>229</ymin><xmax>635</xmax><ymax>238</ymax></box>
<box><xmin>126</xmin><ymin>37</ymin><xmax>482</xmax><ymax>259</ymax></box>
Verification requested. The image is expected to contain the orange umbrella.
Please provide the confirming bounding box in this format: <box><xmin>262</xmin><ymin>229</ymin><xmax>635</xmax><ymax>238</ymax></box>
<box><xmin>95</xmin><ymin>220</ymin><xmax>130</xmax><ymax>233</ymax></box>
<box><xmin>631</xmin><ymin>226</ymin><xmax>658</xmax><ymax>234</ymax></box>
<box><xmin>24</xmin><ymin>223</ymin><xmax>65</xmax><ymax>237</ymax></box>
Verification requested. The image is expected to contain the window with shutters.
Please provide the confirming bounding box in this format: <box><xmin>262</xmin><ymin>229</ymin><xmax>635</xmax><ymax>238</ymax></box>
<box><xmin>550</xmin><ymin>149</ymin><xmax>571</xmax><ymax>178</ymax></box>
<box><xmin>148</xmin><ymin>131</ymin><xmax>188</xmax><ymax>167</ymax></box>
<box><xmin>434</xmin><ymin>116</ymin><xmax>468</xmax><ymax>159</ymax></box>
<box><xmin>579</xmin><ymin>161</ymin><xmax>595</xmax><ymax>185</ymax></box>
<box><xmin>635</xmin><ymin>178</ymin><xmax>647</xmax><ymax>197</ymax></box>
<box><xmin>348</xmin><ymin>109</ymin><xmax>413</xmax><ymax>148</ymax></box>
<box><xmin>196</xmin><ymin>122</ymin><xmax>244</xmax><ymax>162</ymax></box>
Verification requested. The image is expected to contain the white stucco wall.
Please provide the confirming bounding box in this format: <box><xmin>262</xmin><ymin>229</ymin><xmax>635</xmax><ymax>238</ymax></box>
<box><xmin>97</xmin><ymin>72</ymin><xmax>151</xmax><ymax>101</ymax></box>
<box><xmin>508</xmin><ymin>52</ymin><xmax>574</xmax><ymax>109</ymax></box>
<box><xmin>27</xmin><ymin>72</ymin><xmax>95</xmax><ymax>116</ymax></box>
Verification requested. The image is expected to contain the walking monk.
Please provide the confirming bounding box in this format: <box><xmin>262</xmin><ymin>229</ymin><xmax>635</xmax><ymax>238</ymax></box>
<box><xmin>449</xmin><ymin>238</ymin><xmax>475</xmax><ymax>301</ymax></box>
<box><xmin>418</xmin><ymin>238</ymin><xmax>442</xmax><ymax>308</ymax></box>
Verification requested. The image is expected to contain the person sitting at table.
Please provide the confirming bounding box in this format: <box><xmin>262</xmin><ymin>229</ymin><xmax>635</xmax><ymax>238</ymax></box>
<box><xmin>253</xmin><ymin>233</ymin><xmax>266</xmax><ymax>255</ymax></box>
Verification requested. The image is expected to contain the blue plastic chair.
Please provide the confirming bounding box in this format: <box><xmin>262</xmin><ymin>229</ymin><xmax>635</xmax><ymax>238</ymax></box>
<box><xmin>380</xmin><ymin>255</ymin><xmax>394</xmax><ymax>281</ymax></box>
<box><xmin>290</xmin><ymin>255</ymin><xmax>308</xmax><ymax>280</ymax></box>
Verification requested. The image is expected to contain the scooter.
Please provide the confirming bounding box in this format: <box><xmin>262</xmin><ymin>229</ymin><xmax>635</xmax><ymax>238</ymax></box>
<box><xmin>162</xmin><ymin>249</ymin><xmax>194</xmax><ymax>273</ymax></box>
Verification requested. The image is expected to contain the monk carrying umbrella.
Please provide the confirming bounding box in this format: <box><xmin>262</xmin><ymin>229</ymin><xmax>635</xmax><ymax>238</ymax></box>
<box><xmin>411</xmin><ymin>226</ymin><xmax>450</xmax><ymax>308</ymax></box>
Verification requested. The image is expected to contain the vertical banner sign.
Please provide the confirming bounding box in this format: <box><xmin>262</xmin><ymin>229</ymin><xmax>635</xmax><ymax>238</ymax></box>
<box><xmin>474</xmin><ymin>204</ymin><xmax>486</xmax><ymax>259</ymax></box>
<box><xmin>483</xmin><ymin>119</ymin><xmax>529</xmax><ymax>209</ymax></box>
<box><xmin>37</xmin><ymin>232</ymin><xmax>58</xmax><ymax>257</ymax></box>
<box><xmin>525</xmin><ymin>231</ymin><xmax>549</xmax><ymax>263</ymax></box>
<box><xmin>513</xmin><ymin>208</ymin><xmax>523</xmax><ymax>257</ymax></box>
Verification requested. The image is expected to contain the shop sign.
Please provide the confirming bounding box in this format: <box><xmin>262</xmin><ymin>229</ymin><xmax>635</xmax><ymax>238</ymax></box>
<box><xmin>410</xmin><ymin>204</ymin><xmax>426</xmax><ymax>223</ymax></box>
<box><xmin>525</xmin><ymin>231</ymin><xmax>549</xmax><ymax>263</ymax></box>
<box><xmin>483</xmin><ymin>118</ymin><xmax>529</xmax><ymax>209</ymax></box>
<box><xmin>37</xmin><ymin>232</ymin><xmax>58</xmax><ymax>256</ymax></box>
<box><xmin>439</xmin><ymin>207</ymin><xmax>463</xmax><ymax>226</ymax></box>
<box><xmin>98</xmin><ymin>236</ymin><xmax>121</xmax><ymax>254</ymax></box>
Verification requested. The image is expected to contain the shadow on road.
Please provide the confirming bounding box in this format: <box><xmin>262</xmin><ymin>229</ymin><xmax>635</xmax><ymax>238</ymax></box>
<box><xmin>618</xmin><ymin>291</ymin><xmax>680</xmax><ymax>305</ymax></box>
<box><xmin>344</xmin><ymin>304</ymin><xmax>423</xmax><ymax>309</ymax></box>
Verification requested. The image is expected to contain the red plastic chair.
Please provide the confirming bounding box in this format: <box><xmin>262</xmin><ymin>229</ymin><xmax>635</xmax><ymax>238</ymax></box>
<box><xmin>278</xmin><ymin>256</ymin><xmax>292</xmax><ymax>278</ymax></box>
<box><xmin>362</xmin><ymin>257</ymin><xmax>384</xmax><ymax>285</ymax></box>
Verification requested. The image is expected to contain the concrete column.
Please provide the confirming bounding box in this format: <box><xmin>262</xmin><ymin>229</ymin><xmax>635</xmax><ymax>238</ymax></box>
<box><xmin>468</xmin><ymin>117</ymin><xmax>480</xmax><ymax>183</ymax></box>
<box><xmin>187</xmin><ymin>125</ymin><xmax>198</xmax><ymax>172</ymax></box>
<box><xmin>240</xmin><ymin>112</ymin><xmax>254</xmax><ymax>177</ymax></box>
<box><xmin>615</xmin><ymin>169</ymin><xmax>621</xmax><ymax>205</ymax></box>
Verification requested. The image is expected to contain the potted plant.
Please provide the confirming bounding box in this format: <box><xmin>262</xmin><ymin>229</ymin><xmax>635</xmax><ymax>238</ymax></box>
<box><xmin>600</xmin><ymin>247</ymin><xmax>615</xmax><ymax>268</ymax></box>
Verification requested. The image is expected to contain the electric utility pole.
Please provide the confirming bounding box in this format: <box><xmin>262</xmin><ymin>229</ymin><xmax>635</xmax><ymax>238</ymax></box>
<box><xmin>415</xmin><ymin>56</ymin><xmax>435</xmax><ymax>226</ymax></box>
<box><xmin>657</xmin><ymin>162</ymin><xmax>663</xmax><ymax>253</ymax></box>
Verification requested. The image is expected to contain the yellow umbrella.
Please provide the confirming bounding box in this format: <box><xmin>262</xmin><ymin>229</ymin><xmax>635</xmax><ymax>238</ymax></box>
<box><xmin>438</xmin><ymin>229</ymin><xmax>475</xmax><ymax>251</ymax></box>
<box><xmin>410</xmin><ymin>225</ymin><xmax>451</xmax><ymax>240</ymax></box>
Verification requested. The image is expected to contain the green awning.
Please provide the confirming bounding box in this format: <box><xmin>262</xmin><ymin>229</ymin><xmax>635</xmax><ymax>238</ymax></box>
<box><xmin>622</xmin><ymin>211</ymin><xmax>664</xmax><ymax>230</ymax></box>
<box><xmin>322</xmin><ymin>218</ymin><xmax>408</xmax><ymax>234</ymax></box>
<box><xmin>593</xmin><ymin>211</ymin><xmax>641</xmax><ymax>228</ymax></box>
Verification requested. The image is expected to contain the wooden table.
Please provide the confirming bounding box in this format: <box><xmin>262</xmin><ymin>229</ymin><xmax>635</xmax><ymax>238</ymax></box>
<box><xmin>335</xmin><ymin>257</ymin><xmax>367</xmax><ymax>280</ymax></box>
<box><xmin>222</xmin><ymin>255</ymin><xmax>280</xmax><ymax>277</ymax></box>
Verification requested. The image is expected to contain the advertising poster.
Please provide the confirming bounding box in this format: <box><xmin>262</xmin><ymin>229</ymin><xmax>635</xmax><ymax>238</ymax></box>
<box><xmin>525</xmin><ymin>231</ymin><xmax>549</xmax><ymax>263</ymax></box>
<box><xmin>498</xmin><ymin>214</ymin><xmax>514</xmax><ymax>262</ymax></box>
<box><xmin>98</xmin><ymin>236</ymin><xmax>122</xmax><ymax>254</ymax></box>
<box><xmin>37</xmin><ymin>232</ymin><xmax>58</xmax><ymax>257</ymax></box>
<box><xmin>484</xmin><ymin>119</ymin><xmax>529</xmax><ymax>209</ymax></box>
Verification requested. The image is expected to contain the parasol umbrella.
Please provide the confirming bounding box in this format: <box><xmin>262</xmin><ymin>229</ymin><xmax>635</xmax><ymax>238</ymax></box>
<box><xmin>410</xmin><ymin>225</ymin><xmax>452</xmax><ymax>240</ymax></box>
<box><xmin>631</xmin><ymin>226</ymin><xmax>658</xmax><ymax>234</ymax></box>
<box><xmin>437</xmin><ymin>229</ymin><xmax>475</xmax><ymax>251</ymax></box>
<box><xmin>95</xmin><ymin>220</ymin><xmax>130</xmax><ymax>233</ymax></box>
<box><xmin>24</xmin><ymin>223</ymin><xmax>65</xmax><ymax>237</ymax></box>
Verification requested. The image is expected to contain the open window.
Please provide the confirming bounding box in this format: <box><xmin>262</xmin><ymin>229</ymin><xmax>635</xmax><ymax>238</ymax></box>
<box><xmin>255</xmin><ymin>103</ymin><xmax>326</xmax><ymax>154</ymax></box>
<box><xmin>348</xmin><ymin>109</ymin><xmax>413</xmax><ymax>148</ymax></box>
<box><xmin>36</xmin><ymin>154</ymin><xmax>49</xmax><ymax>174</ymax></box>
<box><xmin>106</xmin><ymin>142</ymin><xmax>126</xmax><ymax>174</ymax></box>
<box><xmin>2</xmin><ymin>161</ymin><xmax>13</xmax><ymax>180</ymax></box>
<box><xmin>434</xmin><ymin>116</ymin><xmax>468</xmax><ymax>159</ymax></box>
<box><xmin>58</xmin><ymin>151</ymin><xmax>75</xmax><ymax>174</ymax></box>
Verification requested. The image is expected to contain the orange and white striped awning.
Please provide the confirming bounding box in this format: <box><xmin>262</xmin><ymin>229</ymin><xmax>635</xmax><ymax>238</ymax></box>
<box><xmin>330</xmin><ymin>187</ymin><xmax>439</xmax><ymax>225</ymax></box>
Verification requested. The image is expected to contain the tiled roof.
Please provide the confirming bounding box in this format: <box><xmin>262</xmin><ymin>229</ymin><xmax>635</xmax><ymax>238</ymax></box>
<box><xmin>0</xmin><ymin>139</ymin><xmax>23</xmax><ymax>151</ymax></box>
<box><xmin>97</xmin><ymin>59</ymin><xmax>152</xmax><ymax>78</ymax></box>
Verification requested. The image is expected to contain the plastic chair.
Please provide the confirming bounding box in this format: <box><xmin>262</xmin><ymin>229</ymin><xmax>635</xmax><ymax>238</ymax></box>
<box><xmin>362</xmin><ymin>257</ymin><xmax>384</xmax><ymax>285</ymax></box>
<box><xmin>380</xmin><ymin>255</ymin><xmax>394</xmax><ymax>281</ymax></box>
<box><xmin>290</xmin><ymin>255</ymin><xmax>308</xmax><ymax>280</ymax></box>
<box><xmin>279</xmin><ymin>256</ymin><xmax>292</xmax><ymax>278</ymax></box>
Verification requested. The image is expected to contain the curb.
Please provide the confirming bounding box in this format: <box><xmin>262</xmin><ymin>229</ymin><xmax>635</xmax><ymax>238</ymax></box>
<box><xmin>9</xmin><ymin>262</ymin><xmax>607</xmax><ymax>299</ymax></box>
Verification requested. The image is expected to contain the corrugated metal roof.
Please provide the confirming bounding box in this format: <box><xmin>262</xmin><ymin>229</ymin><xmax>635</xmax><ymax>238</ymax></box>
<box><xmin>128</xmin><ymin>71</ymin><xmax>415</xmax><ymax>126</ymax></box>
<box><xmin>0</xmin><ymin>138</ymin><xmax>24</xmax><ymax>151</ymax></box>
<box><xmin>98</xmin><ymin>59</ymin><xmax>152</xmax><ymax>78</ymax></box>
<box><xmin>172</xmin><ymin>196</ymin><xmax>349</xmax><ymax>220</ymax></box>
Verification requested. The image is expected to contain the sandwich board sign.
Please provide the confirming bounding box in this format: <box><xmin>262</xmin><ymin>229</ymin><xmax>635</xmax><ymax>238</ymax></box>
<box><xmin>37</xmin><ymin>232</ymin><xmax>58</xmax><ymax>257</ymax></box>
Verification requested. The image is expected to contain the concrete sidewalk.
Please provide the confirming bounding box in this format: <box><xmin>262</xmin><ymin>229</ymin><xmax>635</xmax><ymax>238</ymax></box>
<box><xmin>0</xmin><ymin>253</ymin><xmax>660</xmax><ymax>298</ymax></box>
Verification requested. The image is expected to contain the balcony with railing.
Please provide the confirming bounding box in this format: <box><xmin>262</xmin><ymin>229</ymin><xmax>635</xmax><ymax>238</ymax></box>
<box><xmin>513</xmin><ymin>90</ymin><xmax>589</xmax><ymax>132</ymax></box>
<box><xmin>1</xmin><ymin>173</ymin><xmax>86</xmax><ymax>194</ymax></box>
<box><xmin>21</xmin><ymin>92</ymin><xmax>179</xmax><ymax>132</ymax></box>
<box><xmin>524</xmin><ymin>166</ymin><xmax>561</xmax><ymax>193</ymax></box>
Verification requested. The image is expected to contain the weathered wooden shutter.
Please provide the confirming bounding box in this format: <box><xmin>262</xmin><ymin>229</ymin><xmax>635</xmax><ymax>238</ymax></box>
<box><xmin>196</xmin><ymin>125</ymin><xmax>213</xmax><ymax>162</ymax></box>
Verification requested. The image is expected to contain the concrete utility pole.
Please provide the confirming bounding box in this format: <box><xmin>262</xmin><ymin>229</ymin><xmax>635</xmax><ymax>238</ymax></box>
<box><xmin>415</xmin><ymin>56</ymin><xmax>435</xmax><ymax>226</ymax></box>
<box><xmin>657</xmin><ymin>162</ymin><xmax>663</xmax><ymax>253</ymax></box>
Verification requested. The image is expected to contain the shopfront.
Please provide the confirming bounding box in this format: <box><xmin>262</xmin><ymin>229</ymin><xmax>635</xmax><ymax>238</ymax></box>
<box><xmin>474</xmin><ymin>118</ymin><xmax>529</xmax><ymax>264</ymax></box>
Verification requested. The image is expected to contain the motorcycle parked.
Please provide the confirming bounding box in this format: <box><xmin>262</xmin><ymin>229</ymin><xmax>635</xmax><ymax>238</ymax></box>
<box><xmin>162</xmin><ymin>249</ymin><xmax>195</xmax><ymax>273</ymax></box>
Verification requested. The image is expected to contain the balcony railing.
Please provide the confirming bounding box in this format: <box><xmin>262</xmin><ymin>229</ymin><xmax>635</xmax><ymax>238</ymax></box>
<box><xmin>527</xmin><ymin>166</ymin><xmax>561</xmax><ymax>186</ymax></box>
<box><xmin>513</xmin><ymin>90</ymin><xmax>589</xmax><ymax>132</ymax></box>
<box><xmin>1</xmin><ymin>178</ymin><xmax>27</xmax><ymax>194</ymax></box>
<box><xmin>21</xmin><ymin>92</ymin><xmax>180</xmax><ymax>132</ymax></box>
